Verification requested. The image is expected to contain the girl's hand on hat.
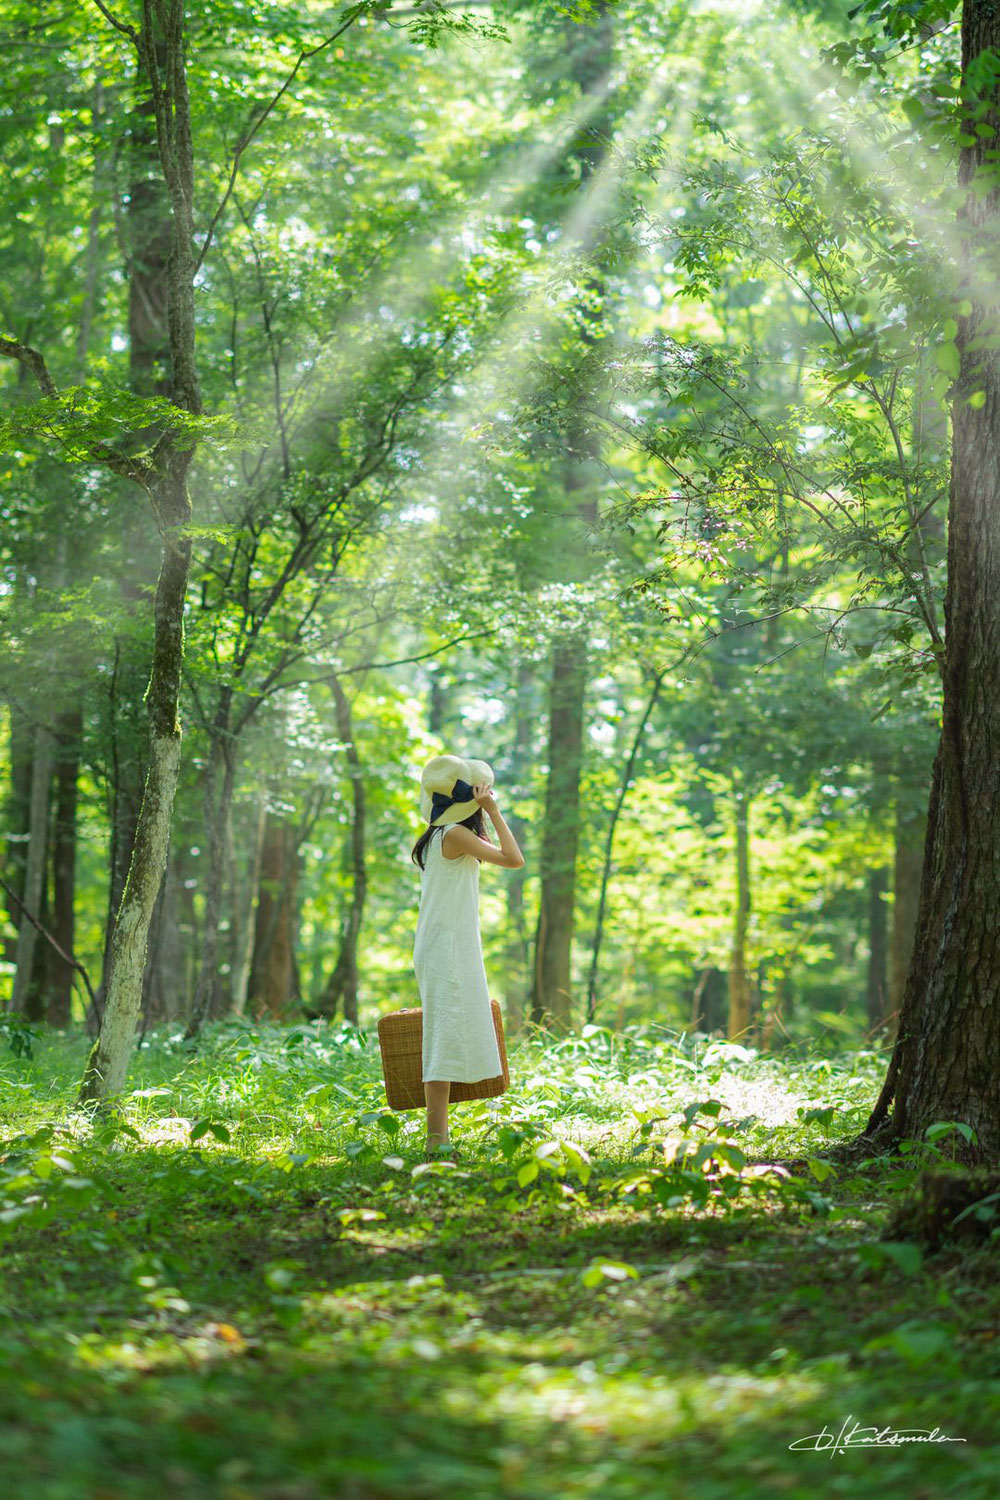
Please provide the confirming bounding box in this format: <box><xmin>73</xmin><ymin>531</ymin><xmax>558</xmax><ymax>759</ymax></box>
<box><xmin>473</xmin><ymin>783</ymin><xmax>497</xmax><ymax>813</ymax></box>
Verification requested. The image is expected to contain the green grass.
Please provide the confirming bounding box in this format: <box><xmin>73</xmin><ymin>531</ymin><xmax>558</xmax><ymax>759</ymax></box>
<box><xmin>0</xmin><ymin>1021</ymin><xmax>996</xmax><ymax>1499</ymax></box>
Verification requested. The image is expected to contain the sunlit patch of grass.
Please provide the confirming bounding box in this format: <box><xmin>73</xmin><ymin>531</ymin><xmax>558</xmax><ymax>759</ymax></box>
<box><xmin>0</xmin><ymin>1022</ymin><xmax>996</xmax><ymax>1499</ymax></box>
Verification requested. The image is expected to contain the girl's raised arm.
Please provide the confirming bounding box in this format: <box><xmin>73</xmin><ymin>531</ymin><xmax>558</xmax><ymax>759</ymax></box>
<box><xmin>442</xmin><ymin>786</ymin><xmax>524</xmax><ymax>868</ymax></box>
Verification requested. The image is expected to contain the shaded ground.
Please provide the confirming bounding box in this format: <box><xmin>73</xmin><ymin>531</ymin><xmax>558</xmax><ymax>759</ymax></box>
<box><xmin>0</xmin><ymin>1024</ymin><xmax>996</xmax><ymax>1499</ymax></box>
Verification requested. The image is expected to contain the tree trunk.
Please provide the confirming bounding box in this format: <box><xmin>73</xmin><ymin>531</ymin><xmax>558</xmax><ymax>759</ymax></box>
<box><xmin>314</xmin><ymin>676</ymin><xmax>366</xmax><ymax>1024</ymax></box>
<box><xmin>3</xmin><ymin>701</ymin><xmax>33</xmax><ymax>953</ymax></box>
<box><xmin>531</xmin><ymin>631</ymin><xmax>588</xmax><ymax>1032</ymax></box>
<box><xmin>586</xmin><ymin>668</ymin><xmax>664</xmax><ymax>1021</ymax></box>
<box><xmin>10</xmin><ymin>724</ymin><xmax>54</xmax><ymax>1017</ymax></box>
<box><xmin>865</xmin><ymin>865</ymin><xmax>890</xmax><ymax>1033</ymax></box>
<box><xmin>248</xmin><ymin>814</ymin><xmax>298</xmax><ymax>1019</ymax></box>
<box><xmin>48</xmin><ymin>704</ymin><xmax>83</xmax><ymax>1027</ymax></box>
<box><xmin>95</xmin><ymin>22</ymin><xmax>170</xmax><ymax>1009</ymax></box>
<box><xmin>97</xmin><ymin>635</ymin><xmax>149</xmax><ymax>1008</ymax></box>
<box><xmin>727</xmin><ymin>785</ymin><xmax>752</xmax><ymax>1041</ymax></box>
<box><xmin>231</xmin><ymin>793</ymin><xmax>267</xmax><ymax>1017</ymax></box>
<box><xmin>529</xmin><ymin>5</ymin><xmax>613</xmax><ymax>1034</ymax></box>
<box><xmin>691</xmin><ymin>966</ymin><xmax>728</xmax><ymax>1034</ymax></box>
<box><xmin>79</xmin><ymin>485</ymin><xmax>192</xmax><ymax>1101</ymax></box>
<box><xmin>862</xmin><ymin>0</ymin><xmax>1000</xmax><ymax>1163</ymax></box>
<box><xmin>78</xmin><ymin>4</ymin><xmax>200</xmax><ymax>1105</ymax></box>
<box><xmin>428</xmin><ymin>666</ymin><xmax>447</xmax><ymax>738</ymax></box>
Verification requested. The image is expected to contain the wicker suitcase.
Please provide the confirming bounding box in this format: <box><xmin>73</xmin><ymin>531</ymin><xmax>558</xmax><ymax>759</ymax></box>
<box><xmin>377</xmin><ymin>999</ymin><xmax>509</xmax><ymax>1111</ymax></box>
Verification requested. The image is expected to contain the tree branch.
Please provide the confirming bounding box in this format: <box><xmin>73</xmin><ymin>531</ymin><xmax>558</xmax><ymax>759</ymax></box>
<box><xmin>194</xmin><ymin>13</ymin><xmax>363</xmax><ymax>276</ymax></box>
<box><xmin>0</xmin><ymin>336</ymin><xmax>58</xmax><ymax>396</ymax></box>
<box><xmin>0</xmin><ymin>336</ymin><xmax>152</xmax><ymax>484</ymax></box>
<box><xmin>87</xmin><ymin>0</ymin><xmax>140</xmax><ymax>43</ymax></box>
<box><xmin>0</xmin><ymin>874</ymin><xmax>99</xmax><ymax>1015</ymax></box>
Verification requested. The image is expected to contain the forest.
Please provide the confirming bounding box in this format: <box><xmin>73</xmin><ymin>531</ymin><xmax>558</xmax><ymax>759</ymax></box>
<box><xmin>0</xmin><ymin>0</ymin><xmax>998</xmax><ymax>1497</ymax></box>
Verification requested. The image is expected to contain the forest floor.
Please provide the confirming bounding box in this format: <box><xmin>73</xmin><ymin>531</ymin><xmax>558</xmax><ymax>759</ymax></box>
<box><xmin>0</xmin><ymin>1020</ymin><xmax>996</xmax><ymax>1500</ymax></box>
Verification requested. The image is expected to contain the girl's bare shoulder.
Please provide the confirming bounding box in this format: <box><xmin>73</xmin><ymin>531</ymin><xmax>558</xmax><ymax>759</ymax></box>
<box><xmin>440</xmin><ymin>825</ymin><xmax>476</xmax><ymax>861</ymax></box>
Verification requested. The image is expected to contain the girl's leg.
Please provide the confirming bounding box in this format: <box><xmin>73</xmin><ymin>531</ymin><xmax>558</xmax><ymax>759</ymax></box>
<box><xmin>424</xmin><ymin>1080</ymin><xmax>451</xmax><ymax>1147</ymax></box>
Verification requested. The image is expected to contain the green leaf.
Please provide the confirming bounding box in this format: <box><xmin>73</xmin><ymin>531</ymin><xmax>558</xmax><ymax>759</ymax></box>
<box><xmin>857</xmin><ymin>1240</ymin><xmax>924</xmax><ymax>1276</ymax></box>
<box><xmin>925</xmin><ymin>1120</ymin><xmax>976</xmax><ymax>1146</ymax></box>
<box><xmin>806</xmin><ymin>1157</ymin><xmax>836</xmax><ymax>1183</ymax></box>
<box><xmin>189</xmin><ymin>1119</ymin><xmax>231</xmax><ymax>1144</ymax></box>
<box><xmin>581</xmin><ymin>1259</ymin><xmax>639</xmax><ymax>1289</ymax></box>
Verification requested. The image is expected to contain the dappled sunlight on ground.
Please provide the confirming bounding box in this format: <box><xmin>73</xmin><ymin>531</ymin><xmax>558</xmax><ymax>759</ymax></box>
<box><xmin>0</xmin><ymin>1025</ymin><xmax>995</xmax><ymax>1498</ymax></box>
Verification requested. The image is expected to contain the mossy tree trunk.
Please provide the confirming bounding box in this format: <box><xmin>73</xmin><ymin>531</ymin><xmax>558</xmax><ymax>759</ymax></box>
<box><xmin>79</xmin><ymin>4</ymin><xmax>200</xmax><ymax>1104</ymax></box>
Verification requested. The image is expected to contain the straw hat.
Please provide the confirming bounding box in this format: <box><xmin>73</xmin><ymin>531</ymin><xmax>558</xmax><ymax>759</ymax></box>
<box><xmin>420</xmin><ymin>754</ymin><xmax>494</xmax><ymax>827</ymax></box>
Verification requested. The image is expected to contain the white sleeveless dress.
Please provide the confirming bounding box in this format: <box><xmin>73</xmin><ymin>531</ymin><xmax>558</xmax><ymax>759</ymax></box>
<box><xmin>413</xmin><ymin>830</ymin><xmax>503</xmax><ymax>1083</ymax></box>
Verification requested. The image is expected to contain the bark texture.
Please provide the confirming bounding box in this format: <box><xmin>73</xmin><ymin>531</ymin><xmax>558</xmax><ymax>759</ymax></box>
<box><xmin>248</xmin><ymin>814</ymin><xmax>299</xmax><ymax>1018</ymax></box>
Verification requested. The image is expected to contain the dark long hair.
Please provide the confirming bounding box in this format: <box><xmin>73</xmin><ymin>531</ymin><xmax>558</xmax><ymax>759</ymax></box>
<box><xmin>411</xmin><ymin>808</ymin><xmax>486</xmax><ymax>869</ymax></box>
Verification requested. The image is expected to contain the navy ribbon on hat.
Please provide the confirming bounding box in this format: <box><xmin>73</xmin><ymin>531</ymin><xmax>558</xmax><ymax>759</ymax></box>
<box><xmin>430</xmin><ymin>777</ymin><xmax>474</xmax><ymax>823</ymax></box>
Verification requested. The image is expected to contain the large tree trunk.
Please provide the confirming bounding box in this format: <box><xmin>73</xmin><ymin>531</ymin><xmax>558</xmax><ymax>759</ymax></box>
<box><xmin>247</xmin><ymin>813</ymin><xmax>299</xmax><ymax>1019</ymax></box>
<box><xmin>727</xmin><ymin>784</ymin><xmax>752</xmax><ymax>1041</ymax></box>
<box><xmin>10</xmin><ymin>724</ymin><xmax>53</xmax><ymax>1017</ymax></box>
<box><xmin>48</xmin><ymin>703</ymin><xmax>83</xmax><ymax>1027</ymax></box>
<box><xmin>96</xmin><ymin>18</ymin><xmax>170</xmax><ymax>1010</ymax></box>
<box><xmin>531</xmin><ymin>631</ymin><xmax>587</xmax><ymax>1031</ymax></box>
<box><xmin>861</xmin><ymin>0</ymin><xmax>1000</xmax><ymax>1163</ymax></box>
<box><xmin>78</xmin><ymin>5</ymin><xmax>200</xmax><ymax>1105</ymax></box>
<box><xmin>314</xmin><ymin>676</ymin><xmax>366</xmax><ymax>1024</ymax></box>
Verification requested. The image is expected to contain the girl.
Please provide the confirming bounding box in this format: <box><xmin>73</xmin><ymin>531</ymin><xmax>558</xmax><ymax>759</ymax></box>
<box><xmin>411</xmin><ymin>754</ymin><xmax>524</xmax><ymax>1153</ymax></box>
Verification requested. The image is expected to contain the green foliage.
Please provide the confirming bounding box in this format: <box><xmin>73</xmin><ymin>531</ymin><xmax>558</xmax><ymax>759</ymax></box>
<box><xmin>0</xmin><ymin>1124</ymin><xmax>102</xmax><ymax>1232</ymax></box>
<box><xmin>0</xmin><ymin>1024</ymin><xmax>996</xmax><ymax>1498</ymax></box>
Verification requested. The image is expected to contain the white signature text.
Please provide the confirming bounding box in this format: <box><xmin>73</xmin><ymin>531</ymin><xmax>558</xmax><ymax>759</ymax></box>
<box><xmin>789</xmin><ymin>1415</ymin><xmax>966</xmax><ymax>1457</ymax></box>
